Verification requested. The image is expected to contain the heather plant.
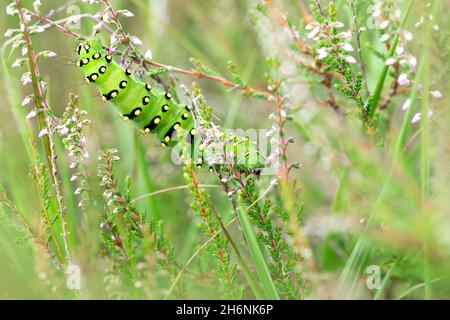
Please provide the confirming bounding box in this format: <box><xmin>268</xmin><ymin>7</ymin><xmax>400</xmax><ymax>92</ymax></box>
<box><xmin>0</xmin><ymin>0</ymin><xmax>448</xmax><ymax>300</ymax></box>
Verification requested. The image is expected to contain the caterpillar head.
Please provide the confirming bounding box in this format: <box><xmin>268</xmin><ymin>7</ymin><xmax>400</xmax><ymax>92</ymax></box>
<box><xmin>76</xmin><ymin>38</ymin><xmax>103</xmax><ymax>59</ymax></box>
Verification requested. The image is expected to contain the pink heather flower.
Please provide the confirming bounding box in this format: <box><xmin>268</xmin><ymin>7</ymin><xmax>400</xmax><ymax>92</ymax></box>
<box><xmin>329</xmin><ymin>21</ymin><xmax>344</xmax><ymax>28</ymax></box>
<box><xmin>408</xmin><ymin>55</ymin><xmax>417</xmax><ymax>71</ymax></box>
<box><xmin>386</xmin><ymin>58</ymin><xmax>396</xmax><ymax>66</ymax></box>
<box><xmin>317</xmin><ymin>47</ymin><xmax>328</xmax><ymax>60</ymax></box>
<box><xmin>341</xmin><ymin>42</ymin><xmax>354</xmax><ymax>52</ymax></box>
<box><xmin>336</xmin><ymin>32</ymin><xmax>352</xmax><ymax>39</ymax></box>
<box><xmin>397</xmin><ymin>74</ymin><xmax>410</xmax><ymax>86</ymax></box>
<box><xmin>396</xmin><ymin>46</ymin><xmax>404</xmax><ymax>55</ymax></box>
<box><xmin>345</xmin><ymin>56</ymin><xmax>357</xmax><ymax>64</ymax></box>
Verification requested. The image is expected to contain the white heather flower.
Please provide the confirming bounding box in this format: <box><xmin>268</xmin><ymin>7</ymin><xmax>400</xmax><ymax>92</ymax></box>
<box><xmin>12</xmin><ymin>58</ymin><xmax>25</xmax><ymax>68</ymax></box>
<box><xmin>396</xmin><ymin>46</ymin><xmax>404</xmax><ymax>55</ymax></box>
<box><xmin>22</xmin><ymin>96</ymin><xmax>33</xmax><ymax>107</ymax></box>
<box><xmin>404</xmin><ymin>31</ymin><xmax>413</xmax><ymax>41</ymax></box>
<box><xmin>336</xmin><ymin>32</ymin><xmax>352</xmax><ymax>39</ymax></box>
<box><xmin>38</xmin><ymin>128</ymin><xmax>48</xmax><ymax>138</ymax></box>
<box><xmin>6</xmin><ymin>3</ymin><xmax>17</xmax><ymax>16</ymax></box>
<box><xmin>411</xmin><ymin>110</ymin><xmax>433</xmax><ymax>124</ymax></box>
<box><xmin>42</xmin><ymin>51</ymin><xmax>57</xmax><ymax>58</ymax></box>
<box><xmin>92</xmin><ymin>22</ymin><xmax>104</xmax><ymax>35</ymax></box>
<box><xmin>22</xmin><ymin>46</ymin><xmax>28</xmax><ymax>56</ymax></box>
<box><xmin>345</xmin><ymin>56</ymin><xmax>357</xmax><ymax>64</ymax></box>
<box><xmin>33</xmin><ymin>0</ymin><xmax>42</xmax><ymax>12</ymax></box>
<box><xmin>411</xmin><ymin>113</ymin><xmax>421</xmax><ymax>124</ymax></box>
<box><xmin>305</xmin><ymin>22</ymin><xmax>320</xmax><ymax>30</ymax></box>
<box><xmin>120</xmin><ymin>10</ymin><xmax>134</xmax><ymax>18</ymax></box>
<box><xmin>379</xmin><ymin>20</ymin><xmax>390</xmax><ymax>29</ymax></box>
<box><xmin>408</xmin><ymin>55</ymin><xmax>417</xmax><ymax>71</ymax></box>
<box><xmin>4</xmin><ymin>28</ymin><xmax>17</xmax><ymax>37</ymax></box>
<box><xmin>102</xmin><ymin>12</ymin><xmax>110</xmax><ymax>22</ymax></box>
<box><xmin>307</xmin><ymin>26</ymin><xmax>321</xmax><ymax>39</ymax></box>
<box><xmin>415</xmin><ymin>17</ymin><xmax>424</xmax><ymax>28</ymax></box>
<box><xmin>329</xmin><ymin>21</ymin><xmax>344</xmax><ymax>28</ymax></box>
<box><xmin>317</xmin><ymin>47</ymin><xmax>328</xmax><ymax>60</ymax></box>
<box><xmin>110</xmin><ymin>34</ymin><xmax>118</xmax><ymax>47</ymax></box>
<box><xmin>341</xmin><ymin>42</ymin><xmax>354</xmax><ymax>52</ymax></box>
<box><xmin>380</xmin><ymin>34</ymin><xmax>390</xmax><ymax>42</ymax></box>
<box><xmin>130</xmin><ymin>36</ymin><xmax>142</xmax><ymax>45</ymax></box>
<box><xmin>144</xmin><ymin>49</ymin><xmax>153</xmax><ymax>61</ymax></box>
<box><xmin>397</xmin><ymin>74</ymin><xmax>410</xmax><ymax>86</ymax></box>
<box><xmin>26</xmin><ymin>109</ymin><xmax>37</xmax><ymax>119</ymax></box>
<box><xmin>430</xmin><ymin>90</ymin><xmax>443</xmax><ymax>99</ymax></box>
<box><xmin>402</xmin><ymin>99</ymin><xmax>411</xmax><ymax>110</ymax></box>
<box><xmin>386</xmin><ymin>58</ymin><xmax>396</xmax><ymax>66</ymax></box>
<box><xmin>21</xmin><ymin>72</ymin><xmax>32</xmax><ymax>85</ymax></box>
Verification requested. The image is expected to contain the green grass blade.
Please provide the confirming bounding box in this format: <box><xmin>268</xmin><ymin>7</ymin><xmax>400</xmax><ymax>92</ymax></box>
<box><xmin>236</xmin><ymin>205</ymin><xmax>279</xmax><ymax>300</ymax></box>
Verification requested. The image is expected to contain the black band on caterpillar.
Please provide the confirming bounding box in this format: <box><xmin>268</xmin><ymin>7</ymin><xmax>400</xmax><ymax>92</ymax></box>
<box><xmin>103</xmin><ymin>89</ymin><xmax>119</xmax><ymax>100</ymax></box>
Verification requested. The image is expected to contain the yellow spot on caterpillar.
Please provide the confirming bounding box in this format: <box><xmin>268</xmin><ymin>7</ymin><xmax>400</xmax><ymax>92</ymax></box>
<box><xmin>91</xmin><ymin>74</ymin><xmax>98</xmax><ymax>81</ymax></box>
<box><xmin>82</xmin><ymin>58</ymin><xmax>89</xmax><ymax>65</ymax></box>
<box><xmin>122</xmin><ymin>115</ymin><xmax>129</xmax><ymax>121</ymax></box>
<box><xmin>154</xmin><ymin>118</ymin><xmax>160</xmax><ymax>124</ymax></box>
<box><xmin>85</xmin><ymin>77</ymin><xmax>90</xmax><ymax>84</ymax></box>
<box><xmin>125</xmin><ymin>69</ymin><xmax>132</xmax><ymax>75</ymax></box>
<box><xmin>76</xmin><ymin>61</ymin><xmax>81</xmax><ymax>67</ymax></box>
<box><xmin>197</xmin><ymin>158</ymin><xmax>203</xmax><ymax>164</ymax></box>
<box><xmin>190</xmin><ymin>129</ymin><xmax>197</xmax><ymax>136</ymax></box>
<box><xmin>162</xmin><ymin>105</ymin><xmax>169</xmax><ymax>112</ymax></box>
<box><xmin>119</xmin><ymin>81</ymin><xmax>127</xmax><ymax>89</ymax></box>
<box><xmin>182</xmin><ymin>112</ymin><xmax>189</xmax><ymax>119</ymax></box>
<box><xmin>143</xmin><ymin>97</ymin><xmax>150</xmax><ymax>104</ymax></box>
<box><xmin>165</xmin><ymin>92</ymin><xmax>172</xmax><ymax>99</ymax></box>
<box><xmin>197</xmin><ymin>165</ymin><xmax>202</xmax><ymax>169</ymax></box>
<box><xmin>164</xmin><ymin>136</ymin><xmax>171</xmax><ymax>142</ymax></box>
<box><xmin>209</xmin><ymin>168</ymin><xmax>214</xmax><ymax>172</ymax></box>
<box><xmin>173</xmin><ymin>123</ymin><xmax>180</xmax><ymax>130</ymax></box>
<box><xmin>144</xmin><ymin>128</ymin><xmax>151</xmax><ymax>133</ymax></box>
<box><xmin>111</xmin><ymin>91</ymin><xmax>117</xmax><ymax>98</ymax></box>
<box><xmin>101</xmin><ymin>95</ymin><xmax>107</xmax><ymax>101</ymax></box>
<box><xmin>186</xmin><ymin>105</ymin><xmax>193</xmax><ymax>110</ymax></box>
<box><xmin>146</xmin><ymin>83</ymin><xmax>152</xmax><ymax>91</ymax></box>
<box><xmin>84</xmin><ymin>45</ymin><xmax>90</xmax><ymax>50</ymax></box>
<box><xmin>93</xmin><ymin>53</ymin><xmax>100</xmax><ymax>59</ymax></box>
<box><xmin>161</xmin><ymin>142</ymin><xmax>167</xmax><ymax>147</ymax></box>
<box><xmin>134</xmin><ymin>109</ymin><xmax>141</xmax><ymax>116</ymax></box>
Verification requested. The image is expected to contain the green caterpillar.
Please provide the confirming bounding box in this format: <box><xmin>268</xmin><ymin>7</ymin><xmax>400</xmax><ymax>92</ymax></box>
<box><xmin>76</xmin><ymin>39</ymin><xmax>264</xmax><ymax>172</ymax></box>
